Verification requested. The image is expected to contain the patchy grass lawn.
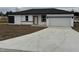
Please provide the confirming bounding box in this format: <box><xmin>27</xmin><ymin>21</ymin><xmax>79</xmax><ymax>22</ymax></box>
<box><xmin>0</xmin><ymin>24</ymin><xmax>46</xmax><ymax>41</ymax></box>
<box><xmin>72</xmin><ymin>22</ymin><xmax>79</xmax><ymax>32</ymax></box>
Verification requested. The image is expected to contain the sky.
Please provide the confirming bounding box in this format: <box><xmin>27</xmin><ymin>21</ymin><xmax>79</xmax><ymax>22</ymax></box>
<box><xmin>0</xmin><ymin>7</ymin><xmax>17</xmax><ymax>14</ymax></box>
<box><xmin>0</xmin><ymin>7</ymin><xmax>79</xmax><ymax>14</ymax></box>
<box><xmin>18</xmin><ymin>7</ymin><xmax>79</xmax><ymax>11</ymax></box>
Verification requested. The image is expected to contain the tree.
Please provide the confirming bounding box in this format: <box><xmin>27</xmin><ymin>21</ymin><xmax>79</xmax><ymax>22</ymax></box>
<box><xmin>6</xmin><ymin>11</ymin><xmax>13</xmax><ymax>16</ymax></box>
<box><xmin>0</xmin><ymin>12</ymin><xmax>3</xmax><ymax>16</ymax></box>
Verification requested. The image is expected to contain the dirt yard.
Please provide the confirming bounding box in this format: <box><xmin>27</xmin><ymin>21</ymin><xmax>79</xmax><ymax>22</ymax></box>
<box><xmin>72</xmin><ymin>22</ymin><xmax>79</xmax><ymax>32</ymax></box>
<box><xmin>0</xmin><ymin>24</ymin><xmax>46</xmax><ymax>41</ymax></box>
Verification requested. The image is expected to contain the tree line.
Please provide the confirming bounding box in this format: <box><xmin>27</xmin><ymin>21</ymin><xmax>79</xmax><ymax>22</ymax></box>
<box><xmin>0</xmin><ymin>11</ymin><xmax>13</xmax><ymax>16</ymax></box>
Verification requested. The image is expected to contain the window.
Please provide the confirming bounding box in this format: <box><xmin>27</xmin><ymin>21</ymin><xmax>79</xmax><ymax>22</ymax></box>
<box><xmin>41</xmin><ymin>15</ymin><xmax>46</xmax><ymax>22</ymax></box>
<box><xmin>25</xmin><ymin>16</ymin><xmax>28</xmax><ymax>21</ymax></box>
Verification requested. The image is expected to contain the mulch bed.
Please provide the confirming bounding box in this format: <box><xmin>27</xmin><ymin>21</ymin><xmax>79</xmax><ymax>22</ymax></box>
<box><xmin>0</xmin><ymin>24</ymin><xmax>46</xmax><ymax>41</ymax></box>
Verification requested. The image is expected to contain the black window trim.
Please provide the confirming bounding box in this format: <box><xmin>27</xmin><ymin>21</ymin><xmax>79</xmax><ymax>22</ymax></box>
<box><xmin>25</xmin><ymin>16</ymin><xmax>28</xmax><ymax>21</ymax></box>
<box><xmin>41</xmin><ymin>15</ymin><xmax>46</xmax><ymax>22</ymax></box>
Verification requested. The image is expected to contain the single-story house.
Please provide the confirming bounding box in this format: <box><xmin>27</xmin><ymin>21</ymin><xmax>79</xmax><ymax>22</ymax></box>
<box><xmin>7</xmin><ymin>8</ymin><xmax>74</xmax><ymax>27</ymax></box>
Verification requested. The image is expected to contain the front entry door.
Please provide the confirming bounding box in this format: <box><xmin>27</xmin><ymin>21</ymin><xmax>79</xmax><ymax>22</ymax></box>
<box><xmin>33</xmin><ymin>16</ymin><xmax>38</xmax><ymax>25</ymax></box>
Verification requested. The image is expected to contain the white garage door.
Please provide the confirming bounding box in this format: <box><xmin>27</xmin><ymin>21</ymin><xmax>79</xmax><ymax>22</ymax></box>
<box><xmin>48</xmin><ymin>18</ymin><xmax>72</xmax><ymax>27</ymax></box>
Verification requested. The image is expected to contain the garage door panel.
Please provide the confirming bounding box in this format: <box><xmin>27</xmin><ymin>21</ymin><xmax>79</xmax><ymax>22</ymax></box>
<box><xmin>48</xmin><ymin>18</ymin><xmax>71</xmax><ymax>27</ymax></box>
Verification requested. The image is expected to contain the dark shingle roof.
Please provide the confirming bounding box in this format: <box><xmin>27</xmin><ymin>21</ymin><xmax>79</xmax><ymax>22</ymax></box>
<box><xmin>7</xmin><ymin>8</ymin><xmax>73</xmax><ymax>15</ymax></box>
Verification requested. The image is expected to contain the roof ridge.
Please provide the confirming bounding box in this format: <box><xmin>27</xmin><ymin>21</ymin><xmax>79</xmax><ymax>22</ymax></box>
<box><xmin>20</xmin><ymin>8</ymin><xmax>71</xmax><ymax>12</ymax></box>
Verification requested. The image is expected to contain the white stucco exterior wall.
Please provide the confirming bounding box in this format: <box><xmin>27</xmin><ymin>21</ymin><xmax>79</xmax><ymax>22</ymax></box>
<box><xmin>14</xmin><ymin>15</ymin><xmax>21</xmax><ymax>24</ymax></box>
<box><xmin>38</xmin><ymin>15</ymin><xmax>42</xmax><ymax>25</ymax></box>
<box><xmin>21</xmin><ymin>15</ymin><xmax>25</xmax><ymax>21</ymax></box>
<box><xmin>71</xmin><ymin>18</ymin><xmax>74</xmax><ymax>27</ymax></box>
<box><xmin>29</xmin><ymin>15</ymin><xmax>33</xmax><ymax>21</ymax></box>
<box><xmin>38</xmin><ymin>15</ymin><xmax>47</xmax><ymax>26</ymax></box>
<box><xmin>13</xmin><ymin>15</ymin><xmax>33</xmax><ymax>25</ymax></box>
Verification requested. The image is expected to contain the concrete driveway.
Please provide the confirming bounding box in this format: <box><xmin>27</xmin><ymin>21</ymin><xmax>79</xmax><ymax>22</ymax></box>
<box><xmin>0</xmin><ymin>27</ymin><xmax>79</xmax><ymax>52</ymax></box>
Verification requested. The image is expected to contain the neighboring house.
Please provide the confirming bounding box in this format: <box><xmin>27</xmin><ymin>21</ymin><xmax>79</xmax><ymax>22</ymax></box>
<box><xmin>7</xmin><ymin>8</ymin><xmax>74</xmax><ymax>27</ymax></box>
